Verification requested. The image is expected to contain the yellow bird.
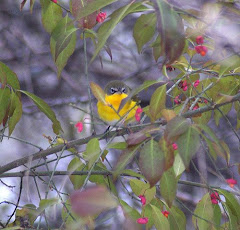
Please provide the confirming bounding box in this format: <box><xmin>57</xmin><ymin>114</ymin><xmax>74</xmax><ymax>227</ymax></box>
<box><xmin>97</xmin><ymin>81</ymin><xmax>140</xmax><ymax>125</ymax></box>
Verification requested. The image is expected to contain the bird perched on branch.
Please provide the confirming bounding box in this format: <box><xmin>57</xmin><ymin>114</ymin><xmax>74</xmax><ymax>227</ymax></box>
<box><xmin>97</xmin><ymin>80</ymin><xmax>141</xmax><ymax>125</ymax></box>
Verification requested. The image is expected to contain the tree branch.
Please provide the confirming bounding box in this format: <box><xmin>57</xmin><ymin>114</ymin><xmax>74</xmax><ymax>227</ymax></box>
<box><xmin>1</xmin><ymin>171</ymin><xmax>239</xmax><ymax>196</ymax></box>
<box><xmin>0</xmin><ymin>92</ymin><xmax>239</xmax><ymax>175</ymax></box>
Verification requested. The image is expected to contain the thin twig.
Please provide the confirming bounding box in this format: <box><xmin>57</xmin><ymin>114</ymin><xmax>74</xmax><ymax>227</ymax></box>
<box><xmin>5</xmin><ymin>177</ymin><xmax>23</xmax><ymax>226</ymax></box>
<box><xmin>0</xmin><ymin>134</ymin><xmax>42</xmax><ymax>150</ymax></box>
<box><xmin>83</xmin><ymin>31</ymin><xmax>95</xmax><ymax>135</ymax></box>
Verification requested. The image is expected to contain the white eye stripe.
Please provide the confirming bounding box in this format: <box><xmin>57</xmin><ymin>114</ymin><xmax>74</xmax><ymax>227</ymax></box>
<box><xmin>110</xmin><ymin>88</ymin><xmax>118</xmax><ymax>94</ymax></box>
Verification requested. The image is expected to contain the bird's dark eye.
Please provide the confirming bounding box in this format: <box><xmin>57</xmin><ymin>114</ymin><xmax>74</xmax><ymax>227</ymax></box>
<box><xmin>122</xmin><ymin>87</ymin><xmax>126</xmax><ymax>93</ymax></box>
<box><xmin>110</xmin><ymin>88</ymin><xmax>117</xmax><ymax>94</ymax></box>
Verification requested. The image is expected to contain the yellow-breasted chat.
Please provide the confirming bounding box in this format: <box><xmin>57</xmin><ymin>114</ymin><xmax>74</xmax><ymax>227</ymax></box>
<box><xmin>96</xmin><ymin>80</ymin><xmax>140</xmax><ymax>125</ymax></box>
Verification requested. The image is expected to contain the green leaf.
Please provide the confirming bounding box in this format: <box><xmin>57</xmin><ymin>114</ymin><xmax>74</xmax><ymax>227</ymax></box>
<box><xmin>160</xmin><ymin>168</ymin><xmax>177</xmax><ymax>207</ymax></box>
<box><xmin>15</xmin><ymin>204</ymin><xmax>38</xmax><ymax>226</ymax></box>
<box><xmin>192</xmin><ymin>104</ymin><xmax>212</xmax><ymax>125</ymax></box>
<box><xmin>217</xmin><ymin>189</ymin><xmax>240</xmax><ymax>223</ymax></box>
<box><xmin>213</xmin><ymin>103</ymin><xmax>232</xmax><ymax>126</ymax></box>
<box><xmin>68</xmin><ymin>157</ymin><xmax>87</xmax><ymax>189</ymax></box>
<box><xmin>113</xmin><ymin>145</ymin><xmax>140</xmax><ymax>178</ymax></box>
<box><xmin>212</xmin><ymin>204</ymin><xmax>222</xmax><ymax>228</ymax></box>
<box><xmin>40</xmin><ymin>0</ymin><xmax>63</xmax><ymax>34</ymax></box>
<box><xmin>54</xmin><ymin>27</ymin><xmax>78</xmax><ymax>61</ymax></box>
<box><xmin>121</xmin><ymin>169</ymin><xmax>145</xmax><ymax>180</ymax></box>
<box><xmin>152</xmin><ymin>34</ymin><xmax>161</xmax><ymax>62</ymax></box>
<box><xmin>168</xmin><ymin>206</ymin><xmax>186</xmax><ymax>230</ymax></box>
<box><xmin>0</xmin><ymin>62</ymin><xmax>20</xmax><ymax>91</ymax></box>
<box><xmin>199</xmin><ymin>125</ymin><xmax>230</xmax><ymax>163</ymax></box>
<box><xmin>221</xmin><ymin>203</ymin><xmax>238</xmax><ymax>230</ymax></box>
<box><xmin>120</xmin><ymin>200</ymin><xmax>140</xmax><ymax>220</ymax></box>
<box><xmin>192</xmin><ymin>193</ymin><xmax>214</xmax><ymax>230</ymax></box>
<box><xmin>203</xmin><ymin>137</ymin><xmax>218</xmax><ymax>160</ymax></box>
<box><xmin>50</xmin><ymin>15</ymin><xmax>77</xmax><ymax>78</ymax></box>
<box><xmin>133</xmin><ymin>13</ymin><xmax>157</xmax><ymax>53</ymax></box>
<box><xmin>19</xmin><ymin>90</ymin><xmax>62</xmax><ymax>134</ymax></box>
<box><xmin>235</xmin><ymin>101</ymin><xmax>240</xmax><ymax>130</ymax></box>
<box><xmin>72</xmin><ymin>0</ymin><xmax>117</xmax><ymax>21</ymax></box>
<box><xmin>173</xmin><ymin>154</ymin><xmax>185</xmax><ymax>178</ymax></box>
<box><xmin>83</xmin><ymin>138</ymin><xmax>101</xmax><ymax>168</ymax></box>
<box><xmin>38</xmin><ymin>198</ymin><xmax>59</xmax><ymax>214</ymax></box>
<box><xmin>176</xmin><ymin>126</ymin><xmax>200</xmax><ymax>167</ymax></box>
<box><xmin>129</xmin><ymin>178</ymin><xmax>157</xmax><ymax>205</ymax></box>
<box><xmin>219</xmin><ymin>55</ymin><xmax>240</xmax><ymax>77</ymax></box>
<box><xmin>139</xmin><ymin>139</ymin><xmax>165</xmax><ymax>187</ymax></box>
<box><xmin>144</xmin><ymin>199</ymin><xmax>164</xmax><ymax>229</ymax></box>
<box><xmin>149</xmin><ymin>84</ymin><xmax>166</xmax><ymax>122</ymax></box>
<box><xmin>107</xmin><ymin>141</ymin><xmax>127</xmax><ymax>150</ymax></box>
<box><xmin>90</xmin><ymin>81</ymin><xmax>107</xmax><ymax>105</ymax></box>
<box><xmin>154</xmin><ymin>0</ymin><xmax>185</xmax><ymax>64</ymax></box>
<box><xmin>129</xmin><ymin>179</ymin><xmax>149</xmax><ymax>195</ymax></box>
<box><xmin>165</xmin><ymin>116</ymin><xmax>191</xmax><ymax>141</ymax></box>
<box><xmin>0</xmin><ymin>88</ymin><xmax>11</xmax><ymax>123</ymax></box>
<box><xmin>91</xmin><ymin>2</ymin><xmax>143</xmax><ymax>62</ymax></box>
<box><xmin>8</xmin><ymin>92</ymin><xmax>22</xmax><ymax>136</ymax></box>
<box><xmin>151</xmin><ymin>205</ymin><xmax>170</xmax><ymax>230</ymax></box>
<box><xmin>131</xmin><ymin>79</ymin><xmax>163</xmax><ymax>97</ymax></box>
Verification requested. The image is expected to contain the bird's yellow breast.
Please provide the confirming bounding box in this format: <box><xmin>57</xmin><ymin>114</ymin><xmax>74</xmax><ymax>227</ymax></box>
<box><xmin>97</xmin><ymin>93</ymin><xmax>138</xmax><ymax>125</ymax></box>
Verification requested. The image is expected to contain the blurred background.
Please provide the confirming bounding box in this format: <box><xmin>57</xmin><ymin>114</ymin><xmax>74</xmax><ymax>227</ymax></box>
<box><xmin>0</xmin><ymin>0</ymin><xmax>239</xmax><ymax>229</ymax></box>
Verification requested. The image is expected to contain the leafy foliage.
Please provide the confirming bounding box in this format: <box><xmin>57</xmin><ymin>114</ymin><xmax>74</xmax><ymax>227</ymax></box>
<box><xmin>1</xmin><ymin>0</ymin><xmax>240</xmax><ymax>229</ymax></box>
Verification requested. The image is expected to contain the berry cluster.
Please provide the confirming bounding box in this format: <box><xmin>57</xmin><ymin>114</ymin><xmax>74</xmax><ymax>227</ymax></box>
<box><xmin>195</xmin><ymin>36</ymin><xmax>208</xmax><ymax>56</ymax></box>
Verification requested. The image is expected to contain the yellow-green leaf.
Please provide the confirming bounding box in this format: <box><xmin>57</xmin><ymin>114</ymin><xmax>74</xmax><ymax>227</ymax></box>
<box><xmin>192</xmin><ymin>193</ymin><xmax>214</xmax><ymax>230</ymax></box>
<box><xmin>139</xmin><ymin>139</ymin><xmax>165</xmax><ymax>187</ymax></box>
<box><xmin>0</xmin><ymin>62</ymin><xmax>20</xmax><ymax>92</ymax></box>
<box><xmin>18</xmin><ymin>90</ymin><xmax>62</xmax><ymax>134</ymax></box>
<box><xmin>165</xmin><ymin>116</ymin><xmax>190</xmax><ymax>141</ymax></box>
<box><xmin>83</xmin><ymin>138</ymin><xmax>101</xmax><ymax>168</ymax></box>
<box><xmin>151</xmin><ymin>204</ymin><xmax>170</xmax><ymax>230</ymax></box>
<box><xmin>90</xmin><ymin>81</ymin><xmax>107</xmax><ymax>105</ymax></box>
<box><xmin>91</xmin><ymin>2</ymin><xmax>143</xmax><ymax>62</ymax></box>
<box><xmin>8</xmin><ymin>92</ymin><xmax>22</xmax><ymax>136</ymax></box>
<box><xmin>50</xmin><ymin>15</ymin><xmax>77</xmax><ymax>78</ymax></box>
<box><xmin>68</xmin><ymin>157</ymin><xmax>87</xmax><ymax>189</ymax></box>
<box><xmin>40</xmin><ymin>0</ymin><xmax>63</xmax><ymax>34</ymax></box>
<box><xmin>38</xmin><ymin>198</ymin><xmax>59</xmax><ymax>214</ymax></box>
<box><xmin>113</xmin><ymin>145</ymin><xmax>140</xmax><ymax>178</ymax></box>
<box><xmin>133</xmin><ymin>13</ymin><xmax>157</xmax><ymax>53</ymax></box>
<box><xmin>0</xmin><ymin>88</ymin><xmax>11</xmax><ymax>123</ymax></box>
<box><xmin>149</xmin><ymin>84</ymin><xmax>166</xmax><ymax>122</ymax></box>
<box><xmin>160</xmin><ymin>168</ymin><xmax>177</xmax><ymax>207</ymax></box>
<box><xmin>168</xmin><ymin>205</ymin><xmax>186</xmax><ymax>230</ymax></box>
<box><xmin>176</xmin><ymin>126</ymin><xmax>200</xmax><ymax>167</ymax></box>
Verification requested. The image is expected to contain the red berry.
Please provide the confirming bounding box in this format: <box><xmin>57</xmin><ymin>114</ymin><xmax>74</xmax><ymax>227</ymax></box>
<box><xmin>196</xmin><ymin>36</ymin><xmax>204</xmax><ymax>45</ymax></box>
<box><xmin>194</xmin><ymin>80</ymin><xmax>200</xmax><ymax>87</ymax></box>
<box><xmin>195</xmin><ymin>45</ymin><xmax>208</xmax><ymax>56</ymax></box>
<box><xmin>137</xmin><ymin>217</ymin><xmax>148</xmax><ymax>224</ymax></box>
<box><xmin>96</xmin><ymin>12</ymin><xmax>107</xmax><ymax>23</ymax></box>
